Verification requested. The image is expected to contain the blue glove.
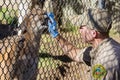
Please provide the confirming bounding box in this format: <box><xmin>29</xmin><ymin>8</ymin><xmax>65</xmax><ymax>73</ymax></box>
<box><xmin>47</xmin><ymin>12</ymin><xmax>59</xmax><ymax>38</ymax></box>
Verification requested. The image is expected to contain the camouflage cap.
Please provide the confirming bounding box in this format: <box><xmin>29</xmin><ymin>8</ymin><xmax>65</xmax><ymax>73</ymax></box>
<box><xmin>80</xmin><ymin>8</ymin><xmax>112</xmax><ymax>33</ymax></box>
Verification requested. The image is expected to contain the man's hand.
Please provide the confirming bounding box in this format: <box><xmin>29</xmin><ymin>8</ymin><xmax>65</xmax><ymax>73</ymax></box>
<box><xmin>47</xmin><ymin>12</ymin><xmax>59</xmax><ymax>38</ymax></box>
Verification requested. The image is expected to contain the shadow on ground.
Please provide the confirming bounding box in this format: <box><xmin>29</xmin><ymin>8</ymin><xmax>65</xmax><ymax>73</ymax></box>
<box><xmin>39</xmin><ymin>52</ymin><xmax>73</xmax><ymax>63</ymax></box>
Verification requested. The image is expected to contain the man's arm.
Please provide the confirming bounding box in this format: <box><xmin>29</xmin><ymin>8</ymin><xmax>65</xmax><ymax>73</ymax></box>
<box><xmin>46</xmin><ymin>12</ymin><xmax>83</xmax><ymax>62</ymax></box>
<box><xmin>55</xmin><ymin>35</ymin><xmax>82</xmax><ymax>62</ymax></box>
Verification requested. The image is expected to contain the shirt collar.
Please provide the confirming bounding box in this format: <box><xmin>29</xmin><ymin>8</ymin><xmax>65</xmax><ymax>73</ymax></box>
<box><xmin>90</xmin><ymin>38</ymin><xmax>112</xmax><ymax>59</ymax></box>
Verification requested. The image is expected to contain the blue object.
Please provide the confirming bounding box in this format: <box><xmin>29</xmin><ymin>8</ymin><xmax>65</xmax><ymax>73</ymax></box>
<box><xmin>47</xmin><ymin>12</ymin><xmax>59</xmax><ymax>38</ymax></box>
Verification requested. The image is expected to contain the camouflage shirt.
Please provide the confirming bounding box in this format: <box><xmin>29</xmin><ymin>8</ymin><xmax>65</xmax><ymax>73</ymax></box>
<box><xmin>77</xmin><ymin>38</ymin><xmax>120</xmax><ymax>80</ymax></box>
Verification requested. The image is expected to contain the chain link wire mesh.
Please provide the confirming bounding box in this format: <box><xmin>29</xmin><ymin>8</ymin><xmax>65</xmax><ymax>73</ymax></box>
<box><xmin>0</xmin><ymin>0</ymin><xmax>120</xmax><ymax>80</ymax></box>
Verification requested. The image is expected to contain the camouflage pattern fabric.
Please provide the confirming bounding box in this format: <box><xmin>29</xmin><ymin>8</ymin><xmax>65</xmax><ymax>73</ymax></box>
<box><xmin>76</xmin><ymin>38</ymin><xmax>120</xmax><ymax>80</ymax></box>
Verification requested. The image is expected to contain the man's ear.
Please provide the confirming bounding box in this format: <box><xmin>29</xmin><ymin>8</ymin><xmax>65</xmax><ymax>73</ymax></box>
<box><xmin>92</xmin><ymin>30</ymin><xmax>97</xmax><ymax>38</ymax></box>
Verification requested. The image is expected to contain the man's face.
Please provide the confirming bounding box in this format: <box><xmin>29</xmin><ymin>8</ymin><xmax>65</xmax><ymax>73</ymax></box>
<box><xmin>79</xmin><ymin>25</ymin><xmax>96</xmax><ymax>43</ymax></box>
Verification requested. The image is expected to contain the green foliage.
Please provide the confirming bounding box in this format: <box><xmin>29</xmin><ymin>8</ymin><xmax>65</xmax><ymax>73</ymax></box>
<box><xmin>0</xmin><ymin>7</ymin><xmax>18</xmax><ymax>25</ymax></box>
<box><xmin>60</xmin><ymin>20</ymin><xmax>77</xmax><ymax>33</ymax></box>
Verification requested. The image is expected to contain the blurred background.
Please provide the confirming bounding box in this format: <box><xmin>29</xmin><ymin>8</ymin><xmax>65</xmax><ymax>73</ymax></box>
<box><xmin>0</xmin><ymin>0</ymin><xmax>120</xmax><ymax>80</ymax></box>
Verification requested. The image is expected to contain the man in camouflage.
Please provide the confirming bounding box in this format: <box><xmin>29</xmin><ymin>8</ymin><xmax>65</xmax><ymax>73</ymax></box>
<box><xmin>46</xmin><ymin>8</ymin><xmax>120</xmax><ymax>80</ymax></box>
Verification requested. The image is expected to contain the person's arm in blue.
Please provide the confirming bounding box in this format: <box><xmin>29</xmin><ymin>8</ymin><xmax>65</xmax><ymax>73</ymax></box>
<box><xmin>46</xmin><ymin>12</ymin><xmax>82</xmax><ymax>62</ymax></box>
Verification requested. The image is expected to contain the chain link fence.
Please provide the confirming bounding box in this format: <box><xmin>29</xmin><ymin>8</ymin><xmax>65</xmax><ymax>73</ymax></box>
<box><xmin>0</xmin><ymin>0</ymin><xmax>120</xmax><ymax>80</ymax></box>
